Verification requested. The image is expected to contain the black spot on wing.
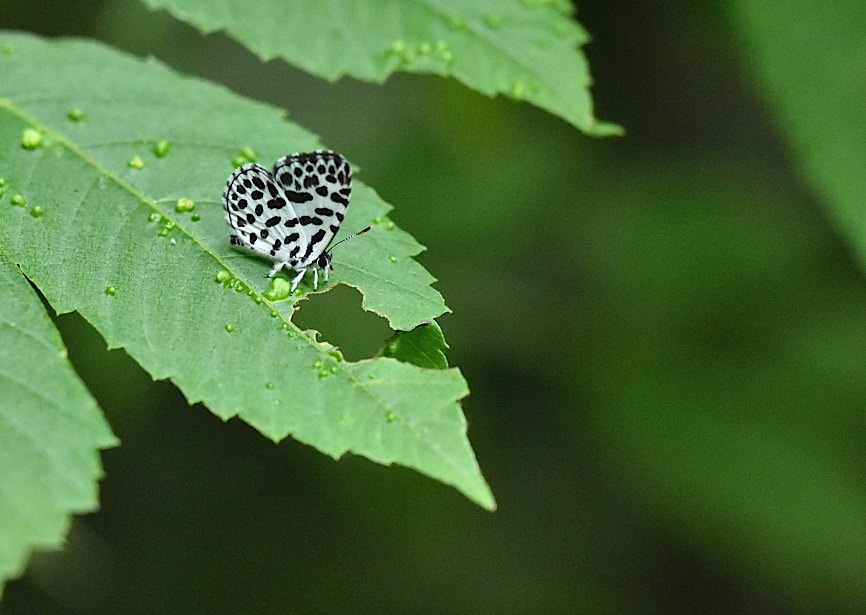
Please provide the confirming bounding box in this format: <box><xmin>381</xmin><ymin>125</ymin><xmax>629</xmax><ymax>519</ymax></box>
<box><xmin>287</xmin><ymin>190</ymin><xmax>313</xmax><ymax>203</ymax></box>
<box><xmin>330</xmin><ymin>192</ymin><xmax>349</xmax><ymax>206</ymax></box>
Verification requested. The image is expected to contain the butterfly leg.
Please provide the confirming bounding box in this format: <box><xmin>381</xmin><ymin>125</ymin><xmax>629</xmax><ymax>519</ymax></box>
<box><xmin>323</xmin><ymin>265</ymin><xmax>329</xmax><ymax>284</ymax></box>
<box><xmin>313</xmin><ymin>268</ymin><xmax>319</xmax><ymax>290</ymax></box>
<box><xmin>267</xmin><ymin>260</ymin><xmax>289</xmax><ymax>278</ymax></box>
<box><xmin>290</xmin><ymin>269</ymin><xmax>307</xmax><ymax>292</ymax></box>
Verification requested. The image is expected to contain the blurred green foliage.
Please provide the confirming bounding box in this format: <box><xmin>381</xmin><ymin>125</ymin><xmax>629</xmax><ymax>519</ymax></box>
<box><xmin>3</xmin><ymin>1</ymin><xmax>866</xmax><ymax>613</ymax></box>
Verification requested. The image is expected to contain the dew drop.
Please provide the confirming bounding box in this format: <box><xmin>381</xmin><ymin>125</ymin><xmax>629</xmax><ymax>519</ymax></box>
<box><xmin>435</xmin><ymin>40</ymin><xmax>454</xmax><ymax>63</ymax></box>
<box><xmin>318</xmin><ymin>370</ymin><xmax>330</xmax><ymax>379</ymax></box>
<box><xmin>385</xmin><ymin>220</ymin><xmax>395</xmax><ymax>230</ymax></box>
<box><xmin>0</xmin><ymin>177</ymin><xmax>7</xmax><ymax>187</ymax></box>
<box><xmin>372</xmin><ymin>216</ymin><xmax>383</xmax><ymax>225</ymax></box>
<box><xmin>1</xmin><ymin>43</ymin><xmax>14</xmax><ymax>55</ymax></box>
<box><xmin>263</xmin><ymin>276</ymin><xmax>291</xmax><ymax>301</ymax></box>
<box><xmin>368</xmin><ymin>373</ymin><xmax>376</xmax><ymax>380</ymax></box>
<box><xmin>286</xmin><ymin>330</ymin><xmax>296</xmax><ymax>339</ymax></box>
<box><xmin>10</xmin><ymin>193</ymin><xmax>25</xmax><ymax>207</ymax></box>
<box><xmin>153</xmin><ymin>140</ymin><xmax>170</xmax><ymax>158</ymax></box>
<box><xmin>191</xmin><ymin>213</ymin><xmax>201</xmax><ymax>222</ymax></box>
<box><xmin>313</xmin><ymin>360</ymin><xmax>323</xmax><ymax>369</ymax></box>
<box><xmin>67</xmin><ymin>108</ymin><xmax>85</xmax><ymax>122</ymax></box>
<box><xmin>104</xmin><ymin>285</ymin><xmax>117</xmax><ymax>296</ymax></box>
<box><xmin>389</xmin><ymin>255</ymin><xmax>398</xmax><ymax>264</ymax></box>
<box><xmin>484</xmin><ymin>13</ymin><xmax>503</xmax><ymax>28</ymax></box>
<box><xmin>231</xmin><ymin>156</ymin><xmax>246</xmax><ymax>168</ymax></box>
<box><xmin>253</xmin><ymin>296</ymin><xmax>263</xmax><ymax>304</ymax></box>
<box><xmin>270</xmin><ymin>310</ymin><xmax>279</xmax><ymax>318</ymax></box>
<box><xmin>148</xmin><ymin>212</ymin><xmax>161</xmax><ymax>222</ymax></box>
<box><xmin>169</xmin><ymin>238</ymin><xmax>177</xmax><ymax>245</ymax></box>
<box><xmin>385</xmin><ymin>411</ymin><xmax>397</xmax><ymax>423</ymax></box>
<box><xmin>511</xmin><ymin>80</ymin><xmax>527</xmax><ymax>99</ymax></box>
<box><xmin>265</xmin><ymin>382</ymin><xmax>275</xmax><ymax>389</ymax></box>
<box><xmin>20</xmin><ymin>128</ymin><xmax>43</xmax><ymax>150</ymax></box>
<box><xmin>30</xmin><ymin>205</ymin><xmax>45</xmax><ymax>218</ymax></box>
<box><xmin>418</xmin><ymin>41</ymin><xmax>432</xmax><ymax>55</ymax></box>
<box><xmin>387</xmin><ymin>39</ymin><xmax>407</xmax><ymax>56</ymax></box>
<box><xmin>224</xmin><ymin>323</ymin><xmax>236</xmax><ymax>333</ymax></box>
<box><xmin>174</xmin><ymin>197</ymin><xmax>195</xmax><ymax>213</ymax></box>
<box><xmin>127</xmin><ymin>155</ymin><xmax>145</xmax><ymax>169</ymax></box>
<box><xmin>215</xmin><ymin>269</ymin><xmax>232</xmax><ymax>284</ymax></box>
<box><xmin>162</xmin><ymin>220</ymin><xmax>176</xmax><ymax>231</ymax></box>
<box><xmin>388</xmin><ymin>340</ymin><xmax>400</xmax><ymax>353</ymax></box>
<box><xmin>280</xmin><ymin>322</ymin><xmax>290</xmax><ymax>331</ymax></box>
<box><xmin>157</xmin><ymin>228</ymin><xmax>169</xmax><ymax>237</ymax></box>
<box><xmin>293</xmin><ymin>288</ymin><xmax>304</xmax><ymax>297</ymax></box>
<box><xmin>330</xmin><ymin>365</ymin><xmax>339</xmax><ymax>374</ymax></box>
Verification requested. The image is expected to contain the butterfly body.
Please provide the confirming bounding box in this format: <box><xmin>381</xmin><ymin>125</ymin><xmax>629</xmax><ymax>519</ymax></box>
<box><xmin>223</xmin><ymin>150</ymin><xmax>353</xmax><ymax>291</ymax></box>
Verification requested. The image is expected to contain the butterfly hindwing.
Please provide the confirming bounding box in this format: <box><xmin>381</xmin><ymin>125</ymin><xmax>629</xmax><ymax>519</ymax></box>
<box><xmin>223</xmin><ymin>162</ymin><xmax>305</xmax><ymax>263</ymax></box>
<box><xmin>271</xmin><ymin>151</ymin><xmax>352</xmax><ymax>268</ymax></box>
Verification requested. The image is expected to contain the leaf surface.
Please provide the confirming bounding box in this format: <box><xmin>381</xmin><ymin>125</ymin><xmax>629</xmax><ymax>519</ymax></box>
<box><xmin>381</xmin><ymin>321</ymin><xmax>449</xmax><ymax>369</ymax></box>
<box><xmin>142</xmin><ymin>0</ymin><xmax>620</xmax><ymax>135</ymax></box>
<box><xmin>0</xmin><ymin>249</ymin><xmax>117</xmax><ymax>595</ymax></box>
<box><xmin>0</xmin><ymin>32</ymin><xmax>493</xmax><ymax>510</ymax></box>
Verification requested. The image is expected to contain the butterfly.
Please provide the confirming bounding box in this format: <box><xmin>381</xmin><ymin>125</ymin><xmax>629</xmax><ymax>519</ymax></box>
<box><xmin>223</xmin><ymin>150</ymin><xmax>369</xmax><ymax>292</ymax></box>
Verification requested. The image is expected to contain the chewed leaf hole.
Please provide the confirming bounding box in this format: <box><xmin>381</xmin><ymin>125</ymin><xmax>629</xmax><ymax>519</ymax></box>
<box><xmin>292</xmin><ymin>285</ymin><xmax>391</xmax><ymax>361</ymax></box>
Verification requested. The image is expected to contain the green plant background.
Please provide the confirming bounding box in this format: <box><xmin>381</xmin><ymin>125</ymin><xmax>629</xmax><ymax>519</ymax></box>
<box><xmin>4</xmin><ymin>1</ymin><xmax>866</xmax><ymax>613</ymax></box>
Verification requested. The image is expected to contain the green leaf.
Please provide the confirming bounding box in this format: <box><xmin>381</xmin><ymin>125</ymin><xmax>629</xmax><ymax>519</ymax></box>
<box><xmin>141</xmin><ymin>0</ymin><xmax>621</xmax><ymax>136</ymax></box>
<box><xmin>0</xmin><ymin>32</ymin><xmax>494</xmax><ymax>510</ymax></box>
<box><xmin>0</xmin><ymin>249</ymin><xmax>117</xmax><ymax>595</ymax></box>
<box><xmin>381</xmin><ymin>321</ymin><xmax>449</xmax><ymax>369</ymax></box>
<box><xmin>729</xmin><ymin>3</ymin><xmax>866</xmax><ymax>271</ymax></box>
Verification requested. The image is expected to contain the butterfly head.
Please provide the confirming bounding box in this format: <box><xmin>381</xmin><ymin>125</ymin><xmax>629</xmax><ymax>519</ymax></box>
<box><xmin>316</xmin><ymin>251</ymin><xmax>333</xmax><ymax>272</ymax></box>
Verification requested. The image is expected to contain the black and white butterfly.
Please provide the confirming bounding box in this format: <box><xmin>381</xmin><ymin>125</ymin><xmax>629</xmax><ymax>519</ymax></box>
<box><xmin>223</xmin><ymin>150</ymin><xmax>369</xmax><ymax>292</ymax></box>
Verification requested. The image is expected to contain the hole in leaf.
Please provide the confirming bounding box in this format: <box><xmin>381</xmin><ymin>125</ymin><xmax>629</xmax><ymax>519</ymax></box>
<box><xmin>292</xmin><ymin>285</ymin><xmax>391</xmax><ymax>362</ymax></box>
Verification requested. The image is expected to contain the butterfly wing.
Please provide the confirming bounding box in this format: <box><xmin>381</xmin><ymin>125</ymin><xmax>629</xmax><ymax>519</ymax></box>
<box><xmin>223</xmin><ymin>162</ymin><xmax>306</xmax><ymax>265</ymax></box>
<box><xmin>271</xmin><ymin>150</ymin><xmax>352</xmax><ymax>268</ymax></box>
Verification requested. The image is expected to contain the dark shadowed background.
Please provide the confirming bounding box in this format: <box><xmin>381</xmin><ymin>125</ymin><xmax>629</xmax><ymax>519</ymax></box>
<box><xmin>4</xmin><ymin>1</ymin><xmax>866</xmax><ymax>613</ymax></box>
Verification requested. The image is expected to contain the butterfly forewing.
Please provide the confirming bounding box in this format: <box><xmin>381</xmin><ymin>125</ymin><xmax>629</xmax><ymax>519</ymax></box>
<box><xmin>272</xmin><ymin>151</ymin><xmax>352</xmax><ymax>267</ymax></box>
<box><xmin>222</xmin><ymin>150</ymin><xmax>352</xmax><ymax>274</ymax></box>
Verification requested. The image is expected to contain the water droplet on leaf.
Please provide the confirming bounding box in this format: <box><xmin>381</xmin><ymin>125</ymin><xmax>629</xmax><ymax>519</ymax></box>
<box><xmin>30</xmin><ymin>205</ymin><xmax>44</xmax><ymax>218</ymax></box>
<box><xmin>20</xmin><ymin>128</ymin><xmax>43</xmax><ymax>150</ymax></box>
<box><xmin>385</xmin><ymin>411</ymin><xmax>397</xmax><ymax>423</ymax></box>
<box><xmin>1</xmin><ymin>43</ymin><xmax>14</xmax><ymax>55</ymax></box>
<box><xmin>152</xmin><ymin>140</ymin><xmax>170</xmax><ymax>158</ymax></box>
<box><xmin>104</xmin><ymin>285</ymin><xmax>117</xmax><ymax>296</ymax></box>
<box><xmin>67</xmin><ymin>108</ymin><xmax>85</xmax><ymax>122</ymax></box>
<box><xmin>148</xmin><ymin>212</ymin><xmax>161</xmax><ymax>222</ymax></box>
<box><xmin>174</xmin><ymin>197</ymin><xmax>195</xmax><ymax>213</ymax></box>
<box><xmin>224</xmin><ymin>323</ymin><xmax>236</xmax><ymax>333</ymax></box>
<box><xmin>265</xmin><ymin>382</ymin><xmax>274</xmax><ymax>389</ymax></box>
<box><xmin>389</xmin><ymin>255</ymin><xmax>398</xmax><ymax>264</ymax></box>
<box><xmin>127</xmin><ymin>155</ymin><xmax>144</xmax><ymax>169</ymax></box>
<box><xmin>10</xmin><ymin>194</ymin><xmax>25</xmax><ymax>207</ymax></box>
<box><xmin>191</xmin><ymin>213</ymin><xmax>201</xmax><ymax>222</ymax></box>
<box><xmin>263</xmin><ymin>276</ymin><xmax>291</xmax><ymax>301</ymax></box>
<box><xmin>385</xmin><ymin>221</ymin><xmax>395</xmax><ymax>230</ymax></box>
<box><xmin>216</xmin><ymin>269</ymin><xmax>232</xmax><ymax>284</ymax></box>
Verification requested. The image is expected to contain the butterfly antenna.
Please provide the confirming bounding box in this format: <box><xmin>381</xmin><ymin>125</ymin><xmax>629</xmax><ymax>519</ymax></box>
<box><xmin>328</xmin><ymin>225</ymin><xmax>371</xmax><ymax>253</ymax></box>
